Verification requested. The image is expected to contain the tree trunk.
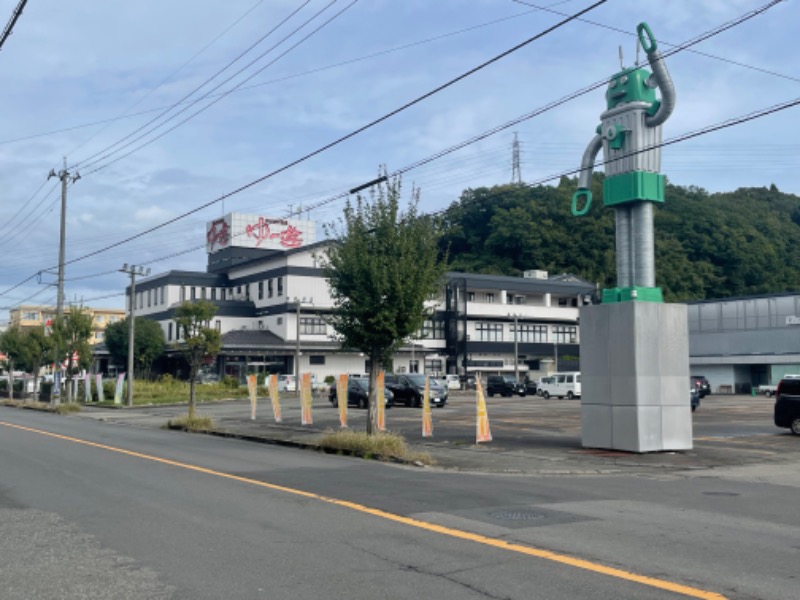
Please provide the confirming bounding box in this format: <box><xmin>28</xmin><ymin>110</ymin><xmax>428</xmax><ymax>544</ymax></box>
<box><xmin>8</xmin><ymin>359</ymin><xmax>14</xmax><ymax>401</ymax></box>
<box><xmin>367</xmin><ymin>355</ymin><xmax>380</xmax><ymax>435</ymax></box>
<box><xmin>189</xmin><ymin>352</ymin><xmax>198</xmax><ymax>420</ymax></box>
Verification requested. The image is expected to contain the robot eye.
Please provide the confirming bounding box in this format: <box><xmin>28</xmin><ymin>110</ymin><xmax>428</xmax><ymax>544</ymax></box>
<box><xmin>609</xmin><ymin>79</ymin><xmax>617</xmax><ymax>88</ymax></box>
<box><xmin>620</xmin><ymin>75</ymin><xmax>628</xmax><ymax>85</ymax></box>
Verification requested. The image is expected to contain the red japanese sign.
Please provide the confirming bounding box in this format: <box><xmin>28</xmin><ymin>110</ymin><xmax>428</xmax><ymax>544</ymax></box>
<box><xmin>207</xmin><ymin>218</ymin><xmax>230</xmax><ymax>251</ymax></box>
<box><xmin>245</xmin><ymin>217</ymin><xmax>303</xmax><ymax>248</ymax></box>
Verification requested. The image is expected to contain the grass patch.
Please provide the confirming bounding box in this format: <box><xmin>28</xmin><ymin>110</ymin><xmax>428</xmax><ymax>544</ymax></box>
<box><xmin>53</xmin><ymin>403</ymin><xmax>82</xmax><ymax>414</ymax></box>
<box><xmin>317</xmin><ymin>430</ymin><xmax>431</xmax><ymax>465</ymax></box>
<box><xmin>166</xmin><ymin>414</ymin><xmax>215</xmax><ymax>432</ymax></box>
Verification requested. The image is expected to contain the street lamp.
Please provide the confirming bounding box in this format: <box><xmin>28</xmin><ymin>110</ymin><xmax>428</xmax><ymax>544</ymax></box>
<box><xmin>120</xmin><ymin>264</ymin><xmax>150</xmax><ymax>407</ymax></box>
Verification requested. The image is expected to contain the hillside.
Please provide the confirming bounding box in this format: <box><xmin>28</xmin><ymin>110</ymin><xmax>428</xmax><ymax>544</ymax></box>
<box><xmin>437</xmin><ymin>177</ymin><xmax>800</xmax><ymax>302</ymax></box>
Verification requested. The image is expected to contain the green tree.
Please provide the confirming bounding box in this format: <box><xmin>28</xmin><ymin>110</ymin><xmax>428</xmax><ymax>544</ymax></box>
<box><xmin>105</xmin><ymin>317</ymin><xmax>166</xmax><ymax>379</ymax></box>
<box><xmin>0</xmin><ymin>325</ymin><xmax>27</xmax><ymax>401</ymax></box>
<box><xmin>52</xmin><ymin>307</ymin><xmax>94</xmax><ymax>403</ymax></box>
<box><xmin>19</xmin><ymin>327</ymin><xmax>54</xmax><ymax>402</ymax></box>
<box><xmin>173</xmin><ymin>300</ymin><xmax>221</xmax><ymax>419</ymax></box>
<box><xmin>323</xmin><ymin>174</ymin><xmax>446</xmax><ymax>434</ymax></box>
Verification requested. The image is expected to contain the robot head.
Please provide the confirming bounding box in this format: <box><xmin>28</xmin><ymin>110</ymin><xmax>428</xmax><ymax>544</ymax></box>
<box><xmin>605</xmin><ymin>66</ymin><xmax>657</xmax><ymax>110</ymax></box>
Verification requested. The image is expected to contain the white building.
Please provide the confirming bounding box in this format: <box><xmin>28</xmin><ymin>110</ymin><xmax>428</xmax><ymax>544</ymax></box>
<box><xmin>127</xmin><ymin>213</ymin><xmax>595</xmax><ymax>383</ymax></box>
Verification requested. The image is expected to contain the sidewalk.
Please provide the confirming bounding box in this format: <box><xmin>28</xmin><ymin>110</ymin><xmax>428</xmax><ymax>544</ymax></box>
<box><xmin>74</xmin><ymin>392</ymin><xmax>799</xmax><ymax>477</ymax></box>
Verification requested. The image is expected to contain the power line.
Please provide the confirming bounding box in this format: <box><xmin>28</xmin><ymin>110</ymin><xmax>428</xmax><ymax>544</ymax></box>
<box><xmin>0</xmin><ymin>0</ymin><xmax>28</xmax><ymax>52</ymax></box>
<box><xmin>71</xmin><ymin>0</ymin><xmax>320</xmax><ymax>171</ymax></box>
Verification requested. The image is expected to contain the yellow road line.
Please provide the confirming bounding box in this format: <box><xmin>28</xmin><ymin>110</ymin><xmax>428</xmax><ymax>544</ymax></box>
<box><xmin>0</xmin><ymin>420</ymin><xmax>727</xmax><ymax>600</ymax></box>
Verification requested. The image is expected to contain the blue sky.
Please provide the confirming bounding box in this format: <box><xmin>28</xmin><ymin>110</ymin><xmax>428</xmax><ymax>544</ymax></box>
<box><xmin>0</xmin><ymin>0</ymin><xmax>798</xmax><ymax>320</ymax></box>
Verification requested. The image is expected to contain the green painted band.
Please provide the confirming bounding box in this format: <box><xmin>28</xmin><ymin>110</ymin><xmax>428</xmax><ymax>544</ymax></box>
<box><xmin>572</xmin><ymin>189</ymin><xmax>592</xmax><ymax>216</ymax></box>
<box><xmin>637</xmin><ymin>22</ymin><xmax>657</xmax><ymax>53</ymax></box>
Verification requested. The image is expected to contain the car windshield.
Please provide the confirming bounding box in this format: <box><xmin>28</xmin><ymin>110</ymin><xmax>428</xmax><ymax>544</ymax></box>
<box><xmin>502</xmin><ymin>376</ymin><xmax>517</xmax><ymax>383</ymax></box>
<box><xmin>406</xmin><ymin>374</ymin><xmax>435</xmax><ymax>387</ymax></box>
<box><xmin>352</xmin><ymin>378</ymin><xmax>369</xmax><ymax>390</ymax></box>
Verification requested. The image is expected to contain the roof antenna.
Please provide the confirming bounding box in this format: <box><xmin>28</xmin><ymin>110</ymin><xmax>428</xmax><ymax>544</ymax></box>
<box><xmin>618</xmin><ymin>45</ymin><xmax>624</xmax><ymax>70</ymax></box>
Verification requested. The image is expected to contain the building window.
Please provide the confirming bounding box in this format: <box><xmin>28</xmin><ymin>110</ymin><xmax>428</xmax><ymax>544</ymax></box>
<box><xmin>277</xmin><ymin>277</ymin><xmax>283</xmax><ymax>297</ymax></box>
<box><xmin>300</xmin><ymin>317</ymin><xmax>326</xmax><ymax>335</ymax></box>
<box><xmin>511</xmin><ymin>324</ymin><xmax>547</xmax><ymax>343</ymax></box>
<box><xmin>211</xmin><ymin>288</ymin><xmax>216</xmax><ymax>301</ymax></box>
<box><xmin>201</xmin><ymin>287</ymin><xmax>207</xmax><ymax>300</ymax></box>
<box><xmin>258</xmin><ymin>281</ymin><xmax>264</xmax><ymax>300</ymax></box>
<box><xmin>138</xmin><ymin>293</ymin><xmax>143</xmax><ymax>309</ymax></box>
<box><xmin>22</xmin><ymin>311</ymin><xmax>39</xmax><ymax>320</ymax></box>
<box><xmin>424</xmin><ymin>359</ymin><xmax>443</xmax><ymax>374</ymax></box>
<box><xmin>277</xmin><ymin>317</ymin><xmax>283</xmax><ymax>325</ymax></box>
<box><xmin>419</xmin><ymin>319</ymin><xmax>445</xmax><ymax>339</ymax></box>
<box><xmin>160</xmin><ymin>287</ymin><xmax>165</xmax><ymax>305</ymax></box>
<box><xmin>486</xmin><ymin>293</ymin><xmax>495</xmax><ymax>304</ymax></box>
<box><xmin>409</xmin><ymin>359</ymin><xmax>419</xmax><ymax>373</ymax></box>
<box><xmin>476</xmin><ymin>322</ymin><xmax>503</xmax><ymax>342</ymax></box>
<box><xmin>95</xmin><ymin>331</ymin><xmax>104</xmax><ymax>342</ymax></box>
<box><xmin>309</xmin><ymin>355</ymin><xmax>326</xmax><ymax>365</ymax></box>
<box><xmin>168</xmin><ymin>322</ymin><xmax>173</xmax><ymax>341</ymax></box>
<box><xmin>467</xmin><ymin>292</ymin><xmax>475</xmax><ymax>302</ymax></box>
<box><xmin>147</xmin><ymin>290</ymin><xmax>152</xmax><ymax>307</ymax></box>
<box><xmin>180</xmin><ymin>286</ymin><xmax>186</xmax><ymax>302</ymax></box>
<box><xmin>215</xmin><ymin>320</ymin><xmax>221</xmax><ymax>332</ymax></box>
<box><xmin>258</xmin><ymin>320</ymin><xmax>264</xmax><ymax>330</ymax></box>
<box><xmin>552</xmin><ymin>325</ymin><xmax>577</xmax><ymax>344</ymax></box>
<box><xmin>237</xmin><ymin>286</ymin><xmax>241</xmax><ymax>296</ymax></box>
<box><xmin>268</xmin><ymin>279</ymin><xmax>273</xmax><ymax>298</ymax></box>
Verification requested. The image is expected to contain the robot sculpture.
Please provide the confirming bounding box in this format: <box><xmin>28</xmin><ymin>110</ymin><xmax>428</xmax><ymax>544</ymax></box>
<box><xmin>572</xmin><ymin>22</ymin><xmax>675</xmax><ymax>303</ymax></box>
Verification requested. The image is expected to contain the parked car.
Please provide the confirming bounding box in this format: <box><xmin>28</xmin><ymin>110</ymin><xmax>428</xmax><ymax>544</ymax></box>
<box><xmin>460</xmin><ymin>375</ymin><xmax>477</xmax><ymax>390</ymax></box>
<box><xmin>691</xmin><ymin>375</ymin><xmax>710</xmax><ymax>398</ymax></box>
<box><xmin>774</xmin><ymin>377</ymin><xmax>800</xmax><ymax>435</ymax></box>
<box><xmin>328</xmin><ymin>377</ymin><xmax>394</xmax><ymax>409</ymax></box>
<box><xmin>277</xmin><ymin>374</ymin><xmax>296</xmax><ymax>392</ymax></box>
<box><xmin>538</xmin><ymin>372</ymin><xmax>581</xmax><ymax>399</ymax></box>
<box><xmin>523</xmin><ymin>378</ymin><xmax>537</xmax><ymax>396</ymax></box>
<box><xmin>443</xmin><ymin>374</ymin><xmax>461</xmax><ymax>390</ymax></box>
<box><xmin>690</xmin><ymin>386</ymin><xmax>701</xmax><ymax>412</ymax></box>
<box><xmin>486</xmin><ymin>375</ymin><xmax>524</xmax><ymax>397</ymax></box>
<box><xmin>384</xmin><ymin>374</ymin><xmax>448</xmax><ymax>407</ymax></box>
<box><xmin>537</xmin><ymin>376</ymin><xmax>554</xmax><ymax>397</ymax></box>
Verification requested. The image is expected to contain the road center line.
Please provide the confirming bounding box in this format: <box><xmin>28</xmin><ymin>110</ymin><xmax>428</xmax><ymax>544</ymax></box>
<box><xmin>0</xmin><ymin>419</ymin><xmax>727</xmax><ymax>600</ymax></box>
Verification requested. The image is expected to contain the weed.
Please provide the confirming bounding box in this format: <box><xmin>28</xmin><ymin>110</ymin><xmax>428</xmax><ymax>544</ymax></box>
<box><xmin>317</xmin><ymin>430</ymin><xmax>431</xmax><ymax>464</ymax></box>
<box><xmin>167</xmin><ymin>414</ymin><xmax>215</xmax><ymax>431</ymax></box>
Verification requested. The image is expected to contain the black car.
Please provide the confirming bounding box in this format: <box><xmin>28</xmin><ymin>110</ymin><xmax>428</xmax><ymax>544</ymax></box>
<box><xmin>384</xmin><ymin>374</ymin><xmax>448</xmax><ymax>407</ymax></box>
<box><xmin>486</xmin><ymin>375</ymin><xmax>525</xmax><ymax>397</ymax></box>
<box><xmin>328</xmin><ymin>377</ymin><xmax>394</xmax><ymax>409</ymax></box>
<box><xmin>523</xmin><ymin>378</ymin><xmax>537</xmax><ymax>396</ymax></box>
<box><xmin>691</xmin><ymin>375</ymin><xmax>711</xmax><ymax>398</ymax></box>
<box><xmin>774</xmin><ymin>377</ymin><xmax>800</xmax><ymax>435</ymax></box>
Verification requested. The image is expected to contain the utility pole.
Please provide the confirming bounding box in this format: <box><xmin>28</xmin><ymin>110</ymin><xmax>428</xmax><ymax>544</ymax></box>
<box><xmin>120</xmin><ymin>264</ymin><xmax>150</xmax><ymax>407</ymax></box>
<box><xmin>511</xmin><ymin>132</ymin><xmax>522</xmax><ymax>184</ymax></box>
<box><xmin>509</xmin><ymin>313</ymin><xmax>520</xmax><ymax>383</ymax></box>
<box><xmin>48</xmin><ymin>158</ymin><xmax>80</xmax><ymax>319</ymax></box>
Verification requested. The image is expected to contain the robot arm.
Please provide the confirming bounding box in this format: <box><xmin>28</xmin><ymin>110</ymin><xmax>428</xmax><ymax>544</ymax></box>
<box><xmin>571</xmin><ymin>133</ymin><xmax>603</xmax><ymax>216</ymax></box>
<box><xmin>638</xmin><ymin>22</ymin><xmax>675</xmax><ymax>127</ymax></box>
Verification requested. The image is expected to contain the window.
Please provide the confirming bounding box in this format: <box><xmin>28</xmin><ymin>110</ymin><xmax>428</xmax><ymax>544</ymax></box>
<box><xmin>210</xmin><ymin>288</ymin><xmax>216</xmax><ymax>301</ymax></box>
<box><xmin>419</xmin><ymin>319</ymin><xmax>445</xmax><ymax>339</ymax></box>
<box><xmin>552</xmin><ymin>325</ymin><xmax>577</xmax><ymax>344</ymax></box>
<box><xmin>168</xmin><ymin>322</ymin><xmax>173</xmax><ymax>341</ymax></box>
<box><xmin>486</xmin><ymin>293</ymin><xmax>495</xmax><ymax>304</ymax></box>
<box><xmin>147</xmin><ymin>290</ymin><xmax>152</xmax><ymax>307</ymax></box>
<box><xmin>511</xmin><ymin>324</ymin><xmax>547</xmax><ymax>343</ymax></box>
<box><xmin>95</xmin><ymin>314</ymin><xmax>105</xmax><ymax>324</ymax></box>
<box><xmin>258</xmin><ymin>320</ymin><xmax>264</xmax><ymax>330</ymax></box>
<box><xmin>95</xmin><ymin>331</ymin><xmax>104</xmax><ymax>341</ymax></box>
<box><xmin>215</xmin><ymin>320</ymin><xmax>221</xmax><ymax>332</ymax></box>
<box><xmin>476</xmin><ymin>322</ymin><xmax>503</xmax><ymax>342</ymax></box>
<box><xmin>409</xmin><ymin>360</ymin><xmax>419</xmax><ymax>373</ymax></box>
<box><xmin>309</xmin><ymin>355</ymin><xmax>326</xmax><ymax>365</ymax></box>
<box><xmin>201</xmin><ymin>287</ymin><xmax>207</xmax><ymax>300</ymax></box>
<box><xmin>258</xmin><ymin>281</ymin><xmax>264</xmax><ymax>300</ymax></box>
<box><xmin>268</xmin><ymin>279</ymin><xmax>273</xmax><ymax>298</ymax></box>
<box><xmin>424</xmin><ymin>359</ymin><xmax>443</xmax><ymax>373</ymax></box>
<box><xmin>300</xmin><ymin>317</ymin><xmax>326</xmax><ymax>335</ymax></box>
<box><xmin>160</xmin><ymin>287</ymin><xmax>165</xmax><ymax>305</ymax></box>
<box><xmin>138</xmin><ymin>293</ymin><xmax>143</xmax><ymax>309</ymax></box>
<box><xmin>22</xmin><ymin>311</ymin><xmax>39</xmax><ymax>320</ymax></box>
<box><xmin>277</xmin><ymin>277</ymin><xmax>283</xmax><ymax>297</ymax></box>
<box><xmin>277</xmin><ymin>317</ymin><xmax>283</xmax><ymax>325</ymax></box>
<box><xmin>467</xmin><ymin>292</ymin><xmax>475</xmax><ymax>302</ymax></box>
<box><xmin>180</xmin><ymin>286</ymin><xmax>186</xmax><ymax>302</ymax></box>
<box><xmin>190</xmin><ymin>287</ymin><xmax>196</xmax><ymax>300</ymax></box>
<box><xmin>237</xmin><ymin>286</ymin><xmax>241</xmax><ymax>296</ymax></box>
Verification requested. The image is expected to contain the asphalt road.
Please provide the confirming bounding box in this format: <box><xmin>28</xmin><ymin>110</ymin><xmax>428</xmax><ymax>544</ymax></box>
<box><xmin>1</xmin><ymin>404</ymin><xmax>798</xmax><ymax>600</ymax></box>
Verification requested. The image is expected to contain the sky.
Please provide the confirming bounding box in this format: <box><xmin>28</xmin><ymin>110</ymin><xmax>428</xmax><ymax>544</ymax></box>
<box><xmin>0</xmin><ymin>0</ymin><xmax>798</xmax><ymax>321</ymax></box>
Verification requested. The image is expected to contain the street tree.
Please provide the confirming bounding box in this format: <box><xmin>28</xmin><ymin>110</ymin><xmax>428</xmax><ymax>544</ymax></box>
<box><xmin>0</xmin><ymin>325</ymin><xmax>28</xmax><ymax>401</ymax></box>
<box><xmin>173</xmin><ymin>300</ymin><xmax>221</xmax><ymax>419</ymax></box>
<box><xmin>105</xmin><ymin>317</ymin><xmax>166</xmax><ymax>379</ymax></box>
<box><xmin>52</xmin><ymin>307</ymin><xmax>94</xmax><ymax>403</ymax></box>
<box><xmin>322</xmin><ymin>173</ymin><xmax>446</xmax><ymax>434</ymax></box>
<box><xmin>20</xmin><ymin>327</ymin><xmax>54</xmax><ymax>402</ymax></box>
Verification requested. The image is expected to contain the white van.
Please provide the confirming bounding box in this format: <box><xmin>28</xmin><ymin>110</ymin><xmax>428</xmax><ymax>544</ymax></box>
<box><xmin>443</xmin><ymin>374</ymin><xmax>461</xmax><ymax>390</ymax></box>
<box><xmin>539</xmin><ymin>372</ymin><xmax>581</xmax><ymax>399</ymax></box>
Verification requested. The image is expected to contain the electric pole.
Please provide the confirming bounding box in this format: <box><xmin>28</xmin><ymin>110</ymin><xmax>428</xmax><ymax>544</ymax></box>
<box><xmin>48</xmin><ymin>158</ymin><xmax>80</xmax><ymax>319</ymax></box>
<box><xmin>120</xmin><ymin>264</ymin><xmax>150</xmax><ymax>407</ymax></box>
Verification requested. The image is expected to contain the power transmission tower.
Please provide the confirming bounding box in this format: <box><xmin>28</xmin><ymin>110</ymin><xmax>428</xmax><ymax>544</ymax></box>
<box><xmin>511</xmin><ymin>132</ymin><xmax>522</xmax><ymax>184</ymax></box>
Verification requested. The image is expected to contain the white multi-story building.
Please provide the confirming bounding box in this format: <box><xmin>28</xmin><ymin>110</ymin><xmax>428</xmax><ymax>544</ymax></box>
<box><xmin>127</xmin><ymin>213</ymin><xmax>595</xmax><ymax>383</ymax></box>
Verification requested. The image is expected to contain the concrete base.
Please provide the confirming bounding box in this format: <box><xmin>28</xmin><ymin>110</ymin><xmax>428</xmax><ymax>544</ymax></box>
<box><xmin>579</xmin><ymin>302</ymin><xmax>693</xmax><ymax>452</ymax></box>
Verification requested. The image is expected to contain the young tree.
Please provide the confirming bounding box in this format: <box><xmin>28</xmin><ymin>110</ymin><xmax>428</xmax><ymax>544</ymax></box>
<box><xmin>105</xmin><ymin>317</ymin><xmax>166</xmax><ymax>379</ymax></box>
<box><xmin>20</xmin><ymin>327</ymin><xmax>54</xmax><ymax>402</ymax></box>
<box><xmin>173</xmin><ymin>300</ymin><xmax>221</xmax><ymax>419</ymax></box>
<box><xmin>323</xmin><ymin>174</ymin><xmax>446</xmax><ymax>434</ymax></box>
<box><xmin>52</xmin><ymin>307</ymin><xmax>94</xmax><ymax>403</ymax></box>
<box><xmin>0</xmin><ymin>326</ymin><xmax>27</xmax><ymax>401</ymax></box>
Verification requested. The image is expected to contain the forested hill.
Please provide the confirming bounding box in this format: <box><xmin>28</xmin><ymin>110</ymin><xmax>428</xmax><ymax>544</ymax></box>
<box><xmin>437</xmin><ymin>176</ymin><xmax>800</xmax><ymax>302</ymax></box>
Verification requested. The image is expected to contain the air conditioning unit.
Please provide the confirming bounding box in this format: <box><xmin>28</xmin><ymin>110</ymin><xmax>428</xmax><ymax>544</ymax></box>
<box><xmin>523</xmin><ymin>269</ymin><xmax>548</xmax><ymax>280</ymax></box>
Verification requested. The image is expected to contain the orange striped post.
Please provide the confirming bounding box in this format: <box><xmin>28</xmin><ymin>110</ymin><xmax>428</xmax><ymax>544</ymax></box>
<box><xmin>422</xmin><ymin>376</ymin><xmax>433</xmax><ymax>437</ymax></box>
<box><xmin>476</xmin><ymin>377</ymin><xmax>492</xmax><ymax>443</ymax></box>
<box><xmin>301</xmin><ymin>373</ymin><xmax>313</xmax><ymax>425</ymax></box>
<box><xmin>247</xmin><ymin>374</ymin><xmax>258</xmax><ymax>420</ymax></box>
<box><xmin>376</xmin><ymin>371</ymin><xmax>386</xmax><ymax>431</ymax></box>
<box><xmin>337</xmin><ymin>374</ymin><xmax>349</xmax><ymax>428</ymax></box>
<box><xmin>268</xmin><ymin>374</ymin><xmax>281</xmax><ymax>423</ymax></box>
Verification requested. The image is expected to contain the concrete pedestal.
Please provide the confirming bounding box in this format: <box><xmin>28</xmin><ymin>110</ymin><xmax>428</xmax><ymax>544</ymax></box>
<box><xmin>579</xmin><ymin>302</ymin><xmax>692</xmax><ymax>452</ymax></box>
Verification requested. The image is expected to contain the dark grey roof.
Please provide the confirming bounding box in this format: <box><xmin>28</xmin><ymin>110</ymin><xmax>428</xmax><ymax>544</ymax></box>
<box><xmin>445</xmin><ymin>271</ymin><xmax>595</xmax><ymax>295</ymax></box>
<box><xmin>221</xmin><ymin>329</ymin><xmax>288</xmax><ymax>349</ymax></box>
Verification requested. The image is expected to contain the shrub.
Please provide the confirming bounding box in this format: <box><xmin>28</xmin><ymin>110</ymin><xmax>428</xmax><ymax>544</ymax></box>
<box><xmin>317</xmin><ymin>430</ymin><xmax>431</xmax><ymax>464</ymax></box>
<box><xmin>221</xmin><ymin>375</ymin><xmax>239</xmax><ymax>389</ymax></box>
<box><xmin>167</xmin><ymin>414</ymin><xmax>215</xmax><ymax>431</ymax></box>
